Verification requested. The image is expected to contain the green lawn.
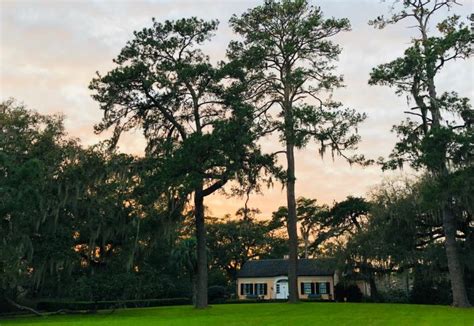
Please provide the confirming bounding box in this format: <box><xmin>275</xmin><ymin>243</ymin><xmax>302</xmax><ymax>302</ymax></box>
<box><xmin>1</xmin><ymin>303</ymin><xmax>473</xmax><ymax>326</ymax></box>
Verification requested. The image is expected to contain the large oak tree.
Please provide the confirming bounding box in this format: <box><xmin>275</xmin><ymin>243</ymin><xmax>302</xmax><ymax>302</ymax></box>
<box><xmin>369</xmin><ymin>0</ymin><xmax>473</xmax><ymax>307</ymax></box>
<box><xmin>89</xmin><ymin>18</ymin><xmax>270</xmax><ymax>308</ymax></box>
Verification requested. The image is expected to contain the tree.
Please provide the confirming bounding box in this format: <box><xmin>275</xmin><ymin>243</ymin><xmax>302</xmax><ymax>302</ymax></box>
<box><xmin>369</xmin><ymin>0</ymin><xmax>473</xmax><ymax>307</ymax></box>
<box><xmin>342</xmin><ymin>176</ymin><xmax>473</xmax><ymax>302</ymax></box>
<box><xmin>272</xmin><ymin>196</ymin><xmax>369</xmax><ymax>259</ymax></box>
<box><xmin>0</xmin><ymin>100</ymin><xmax>80</xmax><ymax>305</ymax></box>
<box><xmin>89</xmin><ymin>18</ymin><xmax>270</xmax><ymax>308</ymax></box>
<box><xmin>0</xmin><ymin>100</ymin><xmax>179</xmax><ymax>308</ymax></box>
<box><xmin>329</xmin><ymin>196</ymin><xmax>370</xmax><ymax>235</ymax></box>
<box><xmin>171</xmin><ymin>237</ymin><xmax>197</xmax><ymax>303</ymax></box>
<box><xmin>272</xmin><ymin>197</ymin><xmax>329</xmax><ymax>258</ymax></box>
<box><xmin>207</xmin><ymin>208</ymin><xmax>287</xmax><ymax>281</ymax></box>
<box><xmin>229</xmin><ymin>0</ymin><xmax>366</xmax><ymax>302</ymax></box>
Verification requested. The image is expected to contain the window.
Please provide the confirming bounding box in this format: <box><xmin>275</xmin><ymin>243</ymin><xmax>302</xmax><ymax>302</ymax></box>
<box><xmin>242</xmin><ymin>283</ymin><xmax>253</xmax><ymax>295</ymax></box>
<box><xmin>256</xmin><ymin>283</ymin><xmax>267</xmax><ymax>295</ymax></box>
<box><xmin>276</xmin><ymin>283</ymin><xmax>280</xmax><ymax>294</ymax></box>
<box><xmin>303</xmin><ymin>282</ymin><xmax>312</xmax><ymax>294</ymax></box>
<box><xmin>319</xmin><ymin>282</ymin><xmax>327</xmax><ymax>294</ymax></box>
<box><xmin>241</xmin><ymin>283</ymin><xmax>267</xmax><ymax>296</ymax></box>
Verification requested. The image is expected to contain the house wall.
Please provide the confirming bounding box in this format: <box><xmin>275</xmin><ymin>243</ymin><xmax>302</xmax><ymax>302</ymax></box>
<box><xmin>375</xmin><ymin>270</ymin><xmax>412</xmax><ymax>294</ymax></box>
<box><xmin>237</xmin><ymin>275</ymin><xmax>335</xmax><ymax>300</ymax></box>
<box><xmin>237</xmin><ymin>277</ymin><xmax>276</xmax><ymax>300</ymax></box>
<box><xmin>298</xmin><ymin>276</ymin><xmax>334</xmax><ymax>300</ymax></box>
<box><xmin>356</xmin><ymin>280</ymin><xmax>371</xmax><ymax>297</ymax></box>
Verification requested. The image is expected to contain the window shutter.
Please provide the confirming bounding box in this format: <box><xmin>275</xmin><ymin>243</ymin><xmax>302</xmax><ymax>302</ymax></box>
<box><xmin>326</xmin><ymin>282</ymin><xmax>331</xmax><ymax>294</ymax></box>
<box><xmin>240</xmin><ymin>283</ymin><xmax>244</xmax><ymax>295</ymax></box>
<box><xmin>315</xmin><ymin>282</ymin><xmax>320</xmax><ymax>294</ymax></box>
<box><xmin>300</xmin><ymin>282</ymin><xmax>305</xmax><ymax>295</ymax></box>
<box><xmin>310</xmin><ymin>282</ymin><xmax>315</xmax><ymax>295</ymax></box>
<box><xmin>264</xmin><ymin>283</ymin><xmax>268</xmax><ymax>295</ymax></box>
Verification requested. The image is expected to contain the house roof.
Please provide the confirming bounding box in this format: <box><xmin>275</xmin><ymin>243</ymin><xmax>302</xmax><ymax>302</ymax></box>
<box><xmin>237</xmin><ymin>258</ymin><xmax>336</xmax><ymax>278</ymax></box>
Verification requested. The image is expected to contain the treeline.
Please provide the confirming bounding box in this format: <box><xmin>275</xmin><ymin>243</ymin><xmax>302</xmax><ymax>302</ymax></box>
<box><xmin>0</xmin><ymin>101</ymin><xmax>285</xmax><ymax>309</ymax></box>
<box><xmin>1</xmin><ymin>0</ymin><xmax>473</xmax><ymax>310</ymax></box>
<box><xmin>1</xmin><ymin>101</ymin><xmax>471</xmax><ymax>308</ymax></box>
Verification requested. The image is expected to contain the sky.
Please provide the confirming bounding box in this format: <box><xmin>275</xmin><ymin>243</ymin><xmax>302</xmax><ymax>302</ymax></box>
<box><xmin>1</xmin><ymin>0</ymin><xmax>473</xmax><ymax>218</ymax></box>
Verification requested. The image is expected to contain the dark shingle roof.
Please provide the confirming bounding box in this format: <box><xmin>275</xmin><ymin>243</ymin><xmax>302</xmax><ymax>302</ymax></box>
<box><xmin>237</xmin><ymin>258</ymin><xmax>335</xmax><ymax>278</ymax></box>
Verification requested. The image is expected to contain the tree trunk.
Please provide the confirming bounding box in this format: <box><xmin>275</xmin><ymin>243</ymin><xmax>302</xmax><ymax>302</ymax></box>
<box><xmin>303</xmin><ymin>233</ymin><xmax>309</xmax><ymax>259</ymax></box>
<box><xmin>286</xmin><ymin>141</ymin><xmax>299</xmax><ymax>303</ymax></box>
<box><xmin>424</xmin><ymin>40</ymin><xmax>470</xmax><ymax>306</ymax></box>
<box><xmin>194</xmin><ymin>188</ymin><xmax>208</xmax><ymax>309</ymax></box>
<box><xmin>191</xmin><ymin>275</ymin><xmax>197</xmax><ymax>306</ymax></box>
<box><xmin>442</xmin><ymin>206</ymin><xmax>471</xmax><ymax>307</ymax></box>
<box><xmin>369</xmin><ymin>273</ymin><xmax>378</xmax><ymax>301</ymax></box>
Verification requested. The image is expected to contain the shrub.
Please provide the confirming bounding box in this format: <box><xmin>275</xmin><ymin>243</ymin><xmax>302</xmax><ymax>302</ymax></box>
<box><xmin>410</xmin><ymin>276</ymin><xmax>451</xmax><ymax>305</ymax></box>
<box><xmin>0</xmin><ymin>298</ymin><xmax>19</xmax><ymax>314</ymax></box>
<box><xmin>62</xmin><ymin>272</ymin><xmax>178</xmax><ymax>301</ymax></box>
<box><xmin>219</xmin><ymin>299</ymin><xmax>287</xmax><ymax>304</ymax></box>
<box><xmin>208</xmin><ymin>286</ymin><xmax>227</xmax><ymax>304</ymax></box>
<box><xmin>36</xmin><ymin>298</ymin><xmax>190</xmax><ymax>311</ymax></box>
<box><xmin>377</xmin><ymin>289</ymin><xmax>410</xmax><ymax>303</ymax></box>
<box><xmin>334</xmin><ymin>283</ymin><xmax>363</xmax><ymax>302</ymax></box>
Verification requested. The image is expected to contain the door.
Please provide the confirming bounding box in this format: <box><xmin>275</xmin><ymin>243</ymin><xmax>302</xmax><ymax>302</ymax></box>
<box><xmin>275</xmin><ymin>279</ymin><xmax>289</xmax><ymax>299</ymax></box>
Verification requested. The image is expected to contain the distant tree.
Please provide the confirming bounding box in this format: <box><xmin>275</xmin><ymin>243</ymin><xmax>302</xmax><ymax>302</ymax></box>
<box><xmin>89</xmin><ymin>18</ymin><xmax>271</xmax><ymax>308</ymax></box>
<box><xmin>229</xmin><ymin>0</ymin><xmax>366</xmax><ymax>302</ymax></box>
<box><xmin>369</xmin><ymin>0</ymin><xmax>473</xmax><ymax>307</ymax></box>
<box><xmin>341</xmin><ymin>176</ymin><xmax>473</xmax><ymax>302</ymax></box>
<box><xmin>329</xmin><ymin>196</ymin><xmax>370</xmax><ymax>235</ymax></box>
<box><xmin>207</xmin><ymin>208</ymin><xmax>287</xmax><ymax>281</ymax></box>
<box><xmin>272</xmin><ymin>197</ymin><xmax>329</xmax><ymax>258</ymax></box>
<box><xmin>272</xmin><ymin>196</ymin><xmax>370</xmax><ymax>260</ymax></box>
<box><xmin>171</xmin><ymin>238</ymin><xmax>197</xmax><ymax>303</ymax></box>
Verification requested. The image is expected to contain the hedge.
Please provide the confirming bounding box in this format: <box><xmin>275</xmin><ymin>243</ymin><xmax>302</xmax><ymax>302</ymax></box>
<box><xmin>37</xmin><ymin>297</ymin><xmax>191</xmax><ymax>311</ymax></box>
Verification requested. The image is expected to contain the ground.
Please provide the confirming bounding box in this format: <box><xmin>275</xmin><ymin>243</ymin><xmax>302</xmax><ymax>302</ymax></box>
<box><xmin>1</xmin><ymin>302</ymin><xmax>473</xmax><ymax>326</ymax></box>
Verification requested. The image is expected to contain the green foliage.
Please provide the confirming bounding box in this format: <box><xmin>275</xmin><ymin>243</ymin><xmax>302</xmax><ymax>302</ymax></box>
<box><xmin>207</xmin><ymin>286</ymin><xmax>227</xmax><ymax>304</ymax></box>
<box><xmin>0</xmin><ymin>100</ymin><xmax>187</xmax><ymax>304</ymax></box>
<box><xmin>369</xmin><ymin>1</ymin><xmax>473</xmax><ymax>307</ymax></box>
<box><xmin>369</xmin><ymin>6</ymin><xmax>473</xmax><ymax>172</ymax></box>
<box><xmin>376</xmin><ymin>289</ymin><xmax>410</xmax><ymax>304</ymax></box>
<box><xmin>89</xmin><ymin>17</ymin><xmax>272</xmax><ymax>198</ymax></box>
<box><xmin>410</xmin><ymin>269</ymin><xmax>452</xmax><ymax>305</ymax></box>
<box><xmin>207</xmin><ymin>209</ymin><xmax>287</xmax><ymax>281</ymax></box>
<box><xmin>229</xmin><ymin>0</ymin><xmax>366</xmax><ymax>163</ymax></box>
<box><xmin>0</xmin><ymin>100</ymin><xmax>80</xmax><ymax>298</ymax></box>
<box><xmin>171</xmin><ymin>237</ymin><xmax>197</xmax><ymax>283</ymax></box>
<box><xmin>272</xmin><ymin>196</ymin><xmax>370</xmax><ymax>257</ymax></box>
<box><xmin>230</xmin><ymin>3</ymin><xmax>366</xmax><ymax>301</ymax></box>
<box><xmin>89</xmin><ymin>16</ymin><xmax>276</xmax><ymax>307</ymax></box>
<box><xmin>334</xmin><ymin>283</ymin><xmax>363</xmax><ymax>302</ymax></box>
<box><xmin>36</xmin><ymin>298</ymin><xmax>190</xmax><ymax>312</ymax></box>
<box><xmin>338</xmin><ymin>175</ymin><xmax>473</xmax><ymax>304</ymax></box>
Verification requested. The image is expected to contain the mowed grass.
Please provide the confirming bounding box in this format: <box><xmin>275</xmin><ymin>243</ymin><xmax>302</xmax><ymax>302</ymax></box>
<box><xmin>1</xmin><ymin>302</ymin><xmax>473</xmax><ymax>326</ymax></box>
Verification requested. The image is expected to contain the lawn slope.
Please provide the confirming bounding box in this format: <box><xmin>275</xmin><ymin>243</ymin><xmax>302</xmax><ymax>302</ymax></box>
<box><xmin>1</xmin><ymin>302</ymin><xmax>473</xmax><ymax>326</ymax></box>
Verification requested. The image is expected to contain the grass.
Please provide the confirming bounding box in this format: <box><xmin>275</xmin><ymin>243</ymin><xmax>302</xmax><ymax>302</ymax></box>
<box><xmin>1</xmin><ymin>302</ymin><xmax>473</xmax><ymax>326</ymax></box>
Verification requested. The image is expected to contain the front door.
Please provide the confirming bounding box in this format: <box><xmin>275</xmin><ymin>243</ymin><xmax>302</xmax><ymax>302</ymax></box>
<box><xmin>275</xmin><ymin>279</ymin><xmax>289</xmax><ymax>299</ymax></box>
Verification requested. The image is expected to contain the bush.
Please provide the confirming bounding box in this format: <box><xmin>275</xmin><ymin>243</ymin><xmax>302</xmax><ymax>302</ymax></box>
<box><xmin>410</xmin><ymin>276</ymin><xmax>451</xmax><ymax>305</ymax></box>
<box><xmin>334</xmin><ymin>283</ymin><xmax>363</xmax><ymax>302</ymax></box>
<box><xmin>60</xmin><ymin>271</ymin><xmax>181</xmax><ymax>302</ymax></box>
<box><xmin>219</xmin><ymin>299</ymin><xmax>287</xmax><ymax>304</ymax></box>
<box><xmin>0</xmin><ymin>298</ymin><xmax>19</xmax><ymax>314</ymax></box>
<box><xmin>208</xmin><ymin>286</ymin><xmax>227</xmax><ymax>304</ymax></box>
<box><xmin>36</xmin><ymin>298</ymin><xmax>190</xmax><ymax>311</ymax></box>
<box><xmin>377</xmin><ymin>289</ymin><xmax>410</xmax><ymax>303</ymax></box>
